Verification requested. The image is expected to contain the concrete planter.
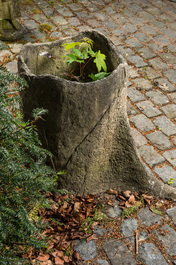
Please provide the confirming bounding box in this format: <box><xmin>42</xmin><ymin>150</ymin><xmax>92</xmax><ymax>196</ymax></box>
<box><xmin>18</xmin><ymin>30</ymin><xmax>176</xmax><ymax>200</ymax></box>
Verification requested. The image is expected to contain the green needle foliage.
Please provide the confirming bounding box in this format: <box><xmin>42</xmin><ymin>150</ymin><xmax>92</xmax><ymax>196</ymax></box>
<box><xmin>62</xmin><ymin>37</ymin><xmax>110</xmax><ymax>82</ymax></box>
<box><xmin>0</xmin><ymin>66</ymin><xmax>57</xmax><ymax>264</ymax></box>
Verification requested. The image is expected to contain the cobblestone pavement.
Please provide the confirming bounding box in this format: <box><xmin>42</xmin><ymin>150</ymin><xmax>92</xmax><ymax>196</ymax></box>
<box><xmin>1</xmin><ymin>0</ymin><xmax>176</xmax><ymax>264</ymax></box>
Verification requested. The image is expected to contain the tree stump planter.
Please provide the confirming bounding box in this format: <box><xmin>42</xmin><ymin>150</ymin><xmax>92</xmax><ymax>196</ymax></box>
<box><xmin>18</xmin><ymin>30</ymin><xmax>176</xmax><ymax>200</ymax></box>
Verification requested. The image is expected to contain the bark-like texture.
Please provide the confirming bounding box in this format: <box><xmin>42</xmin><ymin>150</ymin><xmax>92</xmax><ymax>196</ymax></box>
<box><xmin>18</xmin><ymin>30</ymin><xmax>176</xmax><ymax>200</ymax></box>
<box><xmin>0</xmin><ymin>0</ymin><xmax>26</xmax><ymax>41</ymax></box>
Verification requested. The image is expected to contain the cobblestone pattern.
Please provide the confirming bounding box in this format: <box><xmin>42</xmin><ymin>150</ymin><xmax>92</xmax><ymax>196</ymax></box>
<box><xmin>0</xmin><ymin>0</ymin><xmax>176</xmax><ymax>264</ymax></box>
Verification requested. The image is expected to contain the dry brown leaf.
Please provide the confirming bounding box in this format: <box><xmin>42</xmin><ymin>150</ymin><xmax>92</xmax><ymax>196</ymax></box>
<box><xmin>119</xmin><ymin>195</ymin><xmax>126</xmax><ymax>201</ymax></box>
<box><xmin>125</xmin><ymin>201</ymin><xmax>132</xmax><ymax>208</ymax></box>
<box><xmin>37</xmin><ymin>253</ymin><xmax>50</xmax><ymax>262</ymax></box>
<box><xmin>57</xmin><ymin>251</ymin><xmax>64</xmax><ymax>258</ymax></box>
<box><xmin>122</xmin><ymin>190</ymin><xmax>131</xmax><ymax>198</ymax></box>
<box><xmin>107</xmin><ymin>188</ymin><xmax>118</xmax><ymax>195</ymax></box>
<box><xmin>63</xmin><ymin>255</ymin><xmax>70</xmax><ymax>262</ymax></box>
<box><xmin>73</xmin><ymin>202</ymin><xmax>81</xmax><ymax>213</ymax></box>
<box><xmin>87</xmin><ymin>234</ymin><xmax>98</xmax><ymax>242</ymax></box>
<box><xmin>159</xmin><ymin>83</ymin><xmax>169</xmax><ymax>90</ymax></box>
<box><xmin>128</xmin><ymin>194</ymin><xmax>136</xmax><ymax>205</ymax></box>
<box><xmin>63</xmin><ymin>201</ymin><xmax>68</xmax><ymax>209</ymax></box>
<box><xmin>55</xmin><ymin>256</ymin><xmax>64</xmax><ymax>265</ymax></box>
<box><xmin>43</xmin><ymin>260</ymin><xmax>52</xmax><ymax>265</ymax></box>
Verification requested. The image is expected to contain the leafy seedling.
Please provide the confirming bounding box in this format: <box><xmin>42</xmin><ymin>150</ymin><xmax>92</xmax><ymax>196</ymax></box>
<box><xmin>62</xmin><ymin>37</ymin><xmax>110</xmax><ymax>82</ymax></box>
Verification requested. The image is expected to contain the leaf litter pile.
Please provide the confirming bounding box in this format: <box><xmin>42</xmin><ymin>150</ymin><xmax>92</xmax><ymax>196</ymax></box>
<box><xmin>24</xmin><ymin>190</ymin><xmax>175</xmax><ymax>264</ymax></box>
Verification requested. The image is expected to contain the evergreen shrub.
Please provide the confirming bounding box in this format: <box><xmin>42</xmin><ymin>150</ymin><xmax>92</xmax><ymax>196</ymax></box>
<box><xmin>0</xmin><ymin>66</ymin><xmax>57</xmax><ymax>264</ymax></box>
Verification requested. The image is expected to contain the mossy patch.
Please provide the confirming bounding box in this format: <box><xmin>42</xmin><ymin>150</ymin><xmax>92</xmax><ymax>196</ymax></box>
<box><xmin>21</xmin><ymin>0</ymin><xmax>34</xmax><ymax>5</ymax></box>
<box><xmin>31</xmin><ymin>9</ymin><xmax>41</xmax><ymax>14</ymax></box>
<box><xmin>39</xmin><ymin>24</ymin><xmax>53</xmax><ymax>32</ymax></box>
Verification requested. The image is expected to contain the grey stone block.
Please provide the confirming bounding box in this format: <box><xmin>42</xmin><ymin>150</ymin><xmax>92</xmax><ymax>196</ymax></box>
<box><xmin>130</xmin><ymin>114</ymin><xmax>155</xmax><ymax>132</ymax></box>
<box><xmin>138</xmin><ymin>145</ymin><xmax>165</xmax><ymax>167</ymax></box>
<box><xmin>138</xmin><ymin>47</ymin><xmax>156</xmax><ymax>60</ymax></box>
<box><xmin>153</xmin><ymin>116</ymin><xmax>176</xmax><ymax>136</ymax></box>
<box><xmin>160</xmin><ymin>104</ymin><xmax>176</xmax><ymax>119</ymax></box>
<box><xmin>127</xmin><ymin>87</ymin><xmax>145</xmax><ymax>102</ymax></box>
<box><xmin>149</xmin><ymin>57</ymin><xmax>169</xmax><ymax>71</ymax></box>
<box><xmin>132</xmin><ymin>78</ymin><xmax>151</xmax><ymax>91</ymax></box>
<box><xmin>146</xmin><ymin>131</ymin><xmax>173</xmax><ymax>150</ymax></box>
<box><xmin>155</xmin><ymin>78</ymin><xmax>176</xmax><ymax>92</ymax></box>
<box><xmin>140</xmin><ymin>25</ymin><xmax>158</xmax><ymax>35</ymax></box>
<box><xmin>127</xmin><ymin>55</ymin><xmax>148</xmax><ymax>68</ymax></box>
<box><xmin>138</xmin><ymin>243</ymin><xmax>168</xmax><ymax>265</ymax></box>
<box><xmin>137</xmin><ymin>207</ymin><xmax>163</xmax><ymax>226</ymax></box>
<box><xmin>166</xmin><ymin>206</ymin><xmax>176</xmax><ymax>225</ymax></box>
<box><xmin>163</xmin><ymin>149</ymin><xmax>176</xmax><ymax>167</ymax></box>
<box><xmin>74</xmin><ymin>240</ymin><xmax>97</xmax><ymax>261</ymax></box>
<box><xmin>127</xmin><ymin>101</ymin><xmax>139</xmax><ymax>116</ymax></box>
<box><xmin>102</xmin><ymin>240</ymin><xmax>136</xmax><ymax>265</ymax></box>
<box><xmin>122</xmin><ymin>218</ymin><xmax>138</xmax><ymax>239</ymax></box>
<box><xmin>168</xmin><ymin>92</ymin><xmax>176</xmax><ymax>104</ymax></box>
<box><xmin>136</xmin><ymin>101</ymin><xmax>161</xmax><ymax>118</ymax></box>
<box><xmin>145</xmin><ymin>90</ymin><xmax>169</xmax><ymax>106</ymax></box>
<box><xmin>163</xmin><ymin>69</ymin><xmax>176</xmax><ymax>84</ymax></box>
<box><xmin>154</xmin><ymin>225</ymin><xmax>176</xmax><ymax>256</ymax></box>
<box><xmin>130</xmin><ymin>127</ymin><xmax>147</xmax><ymax>147</ymax></box>
<box><xmin>159</xmin><ymin>53</ymin><xmax>176</xmax><ymax>65</ymax></box>
<box><xmin>139</xmin><ymin>66</ymin><xmax>161</xmax><ymax>79</ymax></box>
<box><xmin>154</xmin><ymin>165</ymin><xmax>176</xmax><ymax>186</ymax></box>
<box><xmin>154</xmin><ymin>34</ymin><xmax>171</xmax><ymax>45</ymax></box>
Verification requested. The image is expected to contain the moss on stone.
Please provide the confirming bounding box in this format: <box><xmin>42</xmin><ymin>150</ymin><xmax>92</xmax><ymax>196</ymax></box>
<box><xmin>39</xmin><ymin>24</ymin><xmax>52</xmax><ymax>32</ymax></box>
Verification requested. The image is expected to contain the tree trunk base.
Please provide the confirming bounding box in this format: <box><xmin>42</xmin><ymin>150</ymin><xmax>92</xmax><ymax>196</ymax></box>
<box><xmin>18</xmin><ymin>30</ymin><xmax>176</xmax><ymax>200</ymax></box>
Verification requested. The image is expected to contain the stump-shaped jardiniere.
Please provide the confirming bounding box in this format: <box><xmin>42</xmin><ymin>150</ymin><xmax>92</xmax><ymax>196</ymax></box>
<box><xmin>18</xmin><ymin>30</ymin><xmax>176</xmax><ymax>200</ymax></box>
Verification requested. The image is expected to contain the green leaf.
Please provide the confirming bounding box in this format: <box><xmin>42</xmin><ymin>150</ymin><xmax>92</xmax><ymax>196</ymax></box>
<box><xmin>89</xmin><ymin>72</ymin><xmax>110</xmax><ymax>81</ymax></box>
<box><xmin>65</xmin><ymin>53</ymin><xmax>85</xmax><ymax>65</ymax></box>
<box><xmin>72</xmin><ymin>48</ymin><xmax>84</xmax><ymax>59</ymax></box>
<box><xmin>93</xmin><ymin>50</ymin><xmax>107</xmax><ymax>73</ymax></box>
<box><xmin>168</xmin><ymin>178</ymin><xmax>174</xmax><ymax>185</ymax></box>
<box><xmin>62</xmin><ymin>42</ymin><xmax>81</xmax><ymax>51</ymax></box>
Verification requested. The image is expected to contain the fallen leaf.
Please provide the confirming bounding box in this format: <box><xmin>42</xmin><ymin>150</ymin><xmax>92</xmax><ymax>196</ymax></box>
<box><xmin>63</xmin><ymin>201</ymin><xmax>68</xmax><ymax>209</ymax></box>
<box><xmin>37</xmin><ymin>253</ymin><xmax>50</xmax><ymax>262</ymax></box>
<box><xmin>73</xmin><ymin>202</ymin><xmax>81</xmax><ymax>213</ymax></box>
<box><xmin>125</xmin><ymin>201</ymin><xmax>132</xmax><ymax>208</ymax></box>
<box><xmin>159</xmin><ymin>83</ymin><xmax>169</xmax><ymax>90</ymax></box>
<box><xmin>57</xmin><ymin>251</ymin><xmax>64</xmax><ymax>258</ymax></box>
<box><xmin>87</xmin><ymin>234</ymin><xmax>98</xmax><ymax>242</ymax></box>
<box><xmin>128</xmin><ymin>194</ymin><xmax>136</xmax><ymax>205</ymax></box>
<box><xmin>107</xmin><ymin>188</ymin><xmax>118</xmax><ymax>195</ymax></box>
<box><xmin>55</xmin><ymin>256</ymin><xmax>64</xmax><ymax>265</ymax></box>
<box><xmin>122</xmin><ymin>190</ymin><xmax>131</xmax><ymax>198</ymax></box>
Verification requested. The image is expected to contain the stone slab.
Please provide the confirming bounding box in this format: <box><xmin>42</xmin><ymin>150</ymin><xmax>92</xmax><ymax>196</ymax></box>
<box><xmin>130</xmin><ymin>114</ymin><xmax>155</xmax><ymax>132</ymax></box>
<box><xmin>163</xmin><ymin>149</ymin><xmax>176</xmax><ymax>167</ymax></box>
<box><xmin>138</xmin><ymin>243</ymin><xmax>168</xmax><ymax>265</ymax></box>
<box><xmin>132</xmin><ymin>78</ymin><xmax>151</xmax><ymax>91</ymax></box>
<box><xmin>127</xmin><ymin>55</ymin><xmax>148</xmax><ymax>68</ymax></box>
<box><xmin>154</xmin><ymin>165</ymin><xmax>176</xmax><ymax>186</ymax></box>
<box><xmin>136</xmin><ymin>101</ymin><xmax>161</xmax><ymax>118</ymax></box>
<box><xmin>153</xmin><ymin>116</ymin><xmax>176</xmax><ymax>136</ymax></box>
<box><xmin>74</xmin><ymin>240</ymin><xmax>97</xmax><ymax>261</ymax></box>
<box><xmin>166</xmin><ymin>206</ymin><xmax>176</xmax><ymax>225</ymax></box>
<box><xmin>154</xmin><ymin>225</ymin><xmax>176</xmax><ymax>256</ymax></box>
<box><xmin>146</xmin><ymin>131</ymin><xmax>173</xmax><ymax>150</ymax></box>
<box><xmin>145</xmin><ymin>90</ymin><xmax>169</xmax><ymax>106</ymax></box>
<box><xmin>130</xmin><ymin>127</ymin><xmax>147</xmax><ymax>147</ymax></box>
<box><xmin>137</xmin><ymin>207</ymin><xmax>163</xmax><ymax>226</ymax></box>
<box><xmin>127</xmin><ymin>87</ymin><xmax>145</xmax><ymax>102</ymax></box>
<box><xmin>138</xmin><ymin>145</ymin><xmax>165</xmax><ymax>167</ymax></box>
<box><xmin>160</xmin><ymin>104</ymin><xmax>176</xmax><ymax>119</ymax></box>
<box><xmin>102</xmin><ymin>240</ymin><xmax>136</xmax><ymax>265</ymax></box>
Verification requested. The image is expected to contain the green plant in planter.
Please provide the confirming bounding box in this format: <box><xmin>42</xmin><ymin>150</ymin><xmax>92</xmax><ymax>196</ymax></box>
<box><xmin>62</xmin><ymin>37</ymin><xmax>110</xmax><ymax>82</ymax></box>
